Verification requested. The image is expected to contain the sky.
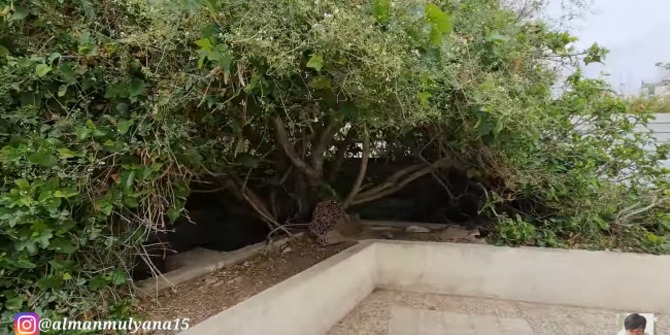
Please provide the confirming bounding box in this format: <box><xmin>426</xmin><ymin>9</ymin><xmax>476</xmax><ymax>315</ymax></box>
<box><xmin>545</xmin><ymin>0</ymin><xmax>670</xmax><ymax>94</ymax></box>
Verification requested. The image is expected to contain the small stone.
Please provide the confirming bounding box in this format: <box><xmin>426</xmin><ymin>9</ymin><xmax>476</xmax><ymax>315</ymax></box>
<box><xmin>381</xmin><ymin>231</ymin><xmax>395</xmax><ymax>239</ymax></box>
<box><xmin>440</xmin><ymin>227</ymin><xmax>471</xmax><ymax>240</ymax></box>
<box><xmin>405</xmin><ymin>225</ymin><xmax>431</xmax><ymax>233</ymax></box>
<box><xmin>321</xmin><ymin>230</ymin><xmax>347</xmax><ymax>246</ymax></box>
<box><xmin>282</xmin><ymin>246</ymin><xmax>293</xmax><ymax>254</ymax></box>
<box><xmin>204</xmin><ymin>276</ymin><xmax>219</xmax><ymax>285</ymax></box>
<box><xmin>441</xmin><ymin>226</ymin><xmax>487</xmax><ymax>244</ymax></box>
<box><xmin>226</xmin><ymin>276</ymin><xmax>242</xmax><ymax>285</ymax></box>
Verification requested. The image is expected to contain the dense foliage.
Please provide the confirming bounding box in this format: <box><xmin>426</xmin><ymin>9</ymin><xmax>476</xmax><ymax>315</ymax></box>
<box><xmin>1</xmin><ymin>0</ymin><xmax>668</xmax><ymax>330</ymax></box>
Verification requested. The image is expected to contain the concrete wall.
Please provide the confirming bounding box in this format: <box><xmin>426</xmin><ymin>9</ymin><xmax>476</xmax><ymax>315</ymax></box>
<box><xmin>375</xmin><ymin>240</ymin><xmax>670</xmax><ymax>313</ymax></box>
<box><xmin>180</xmin><ymin>240</ymin><xmax>670</xmax><ymax>335</ymax></box>
<box><xmin>179</xmin><ymin>242</ymin><xmax>377</xmax><ymax>335</ymax></box>
<box><xmin>643</xmin><ymin>113</ymin><xmax>670</xmax><ymax>168</ymax></box>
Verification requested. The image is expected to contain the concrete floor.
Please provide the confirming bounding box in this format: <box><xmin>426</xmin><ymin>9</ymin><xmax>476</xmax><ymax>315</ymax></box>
<box><xmin>328</xmin><ymin>290</ymin><xmax>669</xmax><ymax>335</ymax></box>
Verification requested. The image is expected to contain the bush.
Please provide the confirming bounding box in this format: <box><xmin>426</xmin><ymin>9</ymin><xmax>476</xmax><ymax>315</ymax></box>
<box><xmin>0</xmin><ymin>0</ymin><xmax>202</xmax><ymax>327</ymax></box>
<box><xmin>0</xmin><ymin>0</ymin><xmax>668</xmax><ymax>331</ymax></box>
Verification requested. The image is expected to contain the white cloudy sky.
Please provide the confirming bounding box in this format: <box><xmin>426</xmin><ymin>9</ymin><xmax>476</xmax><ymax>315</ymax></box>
<box><xmin>546</xmin><ymin>0</ymin><xmax>670</xmax><ymax>93</ymax></box>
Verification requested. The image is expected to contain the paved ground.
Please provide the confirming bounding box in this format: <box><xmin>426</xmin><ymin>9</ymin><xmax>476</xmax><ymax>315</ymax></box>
<box><xmin>328</xmin><ymin>290</ymin><xmax>669</xmax><ymax>335</ymax></box>
<box><xmin>387</xmin><ymin>306</ymin><xmax>535</xmax><ymax>335</ymax></box>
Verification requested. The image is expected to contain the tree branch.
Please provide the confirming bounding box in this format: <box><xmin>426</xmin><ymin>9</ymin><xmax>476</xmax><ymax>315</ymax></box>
<box><xmin>271</xmin><ymin>117</ymin><xmax>319</xmax><ymax>180</ymax></box>
<box><xmin>613</xmin><ymin>198</ymin><xmax>659</xmax><ymax>227</ymax></box>
<box><xmin>225</xmin><ymin>175</ymin><xmax>292</xmax><ymax>236</ymax></box>
<box><xmin>342</xmin><ymin>127</ymin><xmax>370</xmax><ymax>209</ymax></box>
<box><xmin>351</xmin><ymin>157</ymin><xmax>454</xmax><ymax>206</ymax></box>
<box><xmin>327</xmin><ymin>127</ymin><xmax>356</xmax><ymax>183</ymax></box>
<box><xmin>310</xmin><ymin>116</ymin><xmax>341</xmax><ymax>175</ymax></box>
<box><xmin>354</xmin><ymin>163</ymin><xmax>424</xmax><ymax>199</ymax></box>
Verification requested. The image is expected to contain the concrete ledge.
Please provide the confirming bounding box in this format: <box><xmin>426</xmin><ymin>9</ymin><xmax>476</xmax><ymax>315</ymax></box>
<box><xmin>360</xmin><ymin>219</ymin><xmax>447</xmax><ymax>230</ymax></box>
<box><xmin>179</xmin><ymin>241</ymin><xmax>377</xmax><ymax>335</ymax></box>
<box><xmin>375</xmin><ymin>240</ymin><xmax>670</xmax><ymax>313</ymax></box>
<box><xmin>135</xmin><ymin>234</ymin><xmax>298</xmax><ymax>296</ymax></box>
<box><xmin>179</xmin><ymin>240</ymin><xmax>670</xmax><ymax>334</ymax></box>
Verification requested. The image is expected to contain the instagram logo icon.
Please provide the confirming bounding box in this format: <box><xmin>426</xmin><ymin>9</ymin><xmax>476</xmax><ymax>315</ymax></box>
<box><xmin>13</xmin><ymin>312</ymin><xmax>39</xmax><ymax>335</ymax></box>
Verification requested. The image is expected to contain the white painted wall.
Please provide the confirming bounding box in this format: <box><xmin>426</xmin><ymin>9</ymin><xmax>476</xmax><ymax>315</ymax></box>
<box><xmin>572</xmin><ymin>113</ymin><xmax>670</xmax><ymax>170</ymax></box>
<box><xmin>640</xmin><ymin>113</ymin><xmax>670</xmax><ymax>168</ymax></box>
<box><xmin>342</xmin><ymin>114</ymin><xmax>670</xmax><ymax>169</ymax></box>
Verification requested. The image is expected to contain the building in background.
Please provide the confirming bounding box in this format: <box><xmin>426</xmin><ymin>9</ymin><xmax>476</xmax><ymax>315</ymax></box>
<box><xmin>641</xmin><ymin>80</ymin><xmax>670</xmax><ymax>97</ymax></box>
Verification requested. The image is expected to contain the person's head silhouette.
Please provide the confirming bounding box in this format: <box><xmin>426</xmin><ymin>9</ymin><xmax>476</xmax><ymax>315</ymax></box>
<box><xmin>624</xmin><ymin>313</ymin><xmax>647</xmax><ymax>335</ymax></box>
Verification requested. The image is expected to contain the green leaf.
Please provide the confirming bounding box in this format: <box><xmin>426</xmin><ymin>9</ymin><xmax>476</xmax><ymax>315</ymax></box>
<box><xmin>373</xmin><ymin>0</ymin><xmax>392</xmax><ymax>23</ymax></box>
<box><xmin>15</xmin><ymin>240</ymin><xmax>37</xmax><ymax>255</ymax></box>
<box><xmin>218</xmin><ymin>52</ymin><xmax>232</xmax><ymax>72</ymax></box>
<box><xmin>584</xmin><ymin>43</ymin><xmax>608</xmax><ymax>65</ymax></box>
<box><xmin>48</xmin><ymin>52</ymin><xmax>62</xmax><ymax>63</ymax></box>
<box><xmin>117</xmin><ymin>119</ymin><xmax>135</xmax><ymax>135</ymax></box>
<box><xmin>44</xmin><ymin>197</ymin><xmax>62</xmax><ymax>211</ymax></box>
<box><xmin>35</xmin><ymin>64</ymin><xmax>52</xmax><ymax>77</ymax></box>
<box><xmin>184</xmin><ymin>149</ymin><xmax>203</xmax><ymax>167</ymax></box>
<box><xmin>15</xmin><ymin>179</ymin><xmax>30</xmax><ymax>189</ymax></box>
<box><xmin>29</xmin><ymin>152</ymin><xmax>58</xmax><ymax>167</ymax></box>
<box><xmin>476</xmin><ymin>117</ymin><xmax>495</xmax><ymax>137</ymax></box>
<box><xmin>429</xmin><ymin>28</ymin><xmax>441</xmax><ymax>47</ymax></box>
<box><xmin>493</xmin><ymin>118</ymin><xmax>504</xmax><ymax>135</ymax></box>
<box><xmin>78</xmin><ymin>32</ymin><xmax>98</xmax><ymax>56</ymax></box>
<box><xmin>100</xmin><ymin>202</ymin><xmax>113</xmax><ymax>216</ymax></box>
<box><xmin>105</xmin><ymin>82</ymin><xmax>124</xmax><ymax>99</ymax></box>
<box><xmin>50</xmin><ymin>238</ymin><xmax>78</xmax><ymax>254</ymax></box>
<box><xmin>75</xmin><ymin>126</ymin><xmax>91</xmax><ymax>140</ymax></box>
<box><xmin>120</xmin><ymin>170</ymin><xmax>136</xmax><ymax>193</ymax></box>
<box><xmin>15</xmin><ymin>258</ymin><xmax>37</xmax><ymax>269</ymax></box>
<box><xmin>92</xmin><ymin>128</ymin><xmax>109</xmax><ymax>139</ymax></box>
<box><xmin>63</xmin><ymin>273</ymin><xmax>73</xmax><ymax>280</ymax></box>
<box><xmin>166</xmin><ymin>206</ymin><xmax>182</xmax><ymax>223</ymax></box>
<box><xmin>110</xmin><ymin>270</ymin><xmax>128</xmax><ymax>285</ymax></box>
<box><xmin>58</xmin><ymin>147</ymin><xmax>77</xmax><ymax>159</ymax></box>
<box><xmin>37</xmin><ymin>276</ymin><xmax>64</xmax><ymax>289</ymax></box>
<box><xmin>244</xmin><ymin>75</ymin><xmax>259</xmax><ymax>93</ymax></box>
<box><xmin>53</xmin><ymin>190</ymin><xmax>79</xmax><ymax>198</ymax></box>
<box><xmin>0</xmin><ymin>45</ymin><xmax>9</xmax><ymax>57</ymax></box>
<box><xmin>89</xmin><ymin>276</ymin><xmax>107</xmax><ymax>290</ymax></box>
<box><xmin>37</xmin><ymin>231</ymin><xmax>53</xmax><ymax>248</ymax></box>
<box><xmin>123</xmin><ymin>196</ymin><xmax>140</xmax><ymax>208</ymax></box>
<box><xmin>417</xmin><ymin>91</ymin><xmax>432</xmax><ymax>107</ymax></box>
<box><xmin>128</xmin><ymin>78</ymin><xmax>146</xmax><ymax>98</ymax></box>
<box><xmin>5</xmin><ymin>296</ymin><xmax>24</xmax><ymax>310</ymax></box>
<box><xmin>11</xmin><ymin>5</ymin><xmax>30</xmax><ymax>20</ymax></box>
<box><xmin>195</xmin><ymin>38</ymin><xmax>212</xmax><ymax>50</ymax></box>
<box><xmin>49</xmin><ymin>259</ymin><xmax>75</xmax><ymax>270</ymax></box>
<box><xmin>425</xmin><ymin>4</ymin><xmax>452</xmax><ymax>34</ymax></box>
<box><xmin>306</xmin><ymin>54</ymin><xmax>324</xmax><ymax>72</ymax></box>
<box><xmin>57</xmin><ymin>84</ymin><xmax>68</xmax><ymax>97</ymax></box>
<box><xmin>116</xmin><ymin>102</ymin><xmax>129</xmax><ymax>113</ymax></box>
<box><xmin>308</xmin><ymin>76</ymin><xmax>332</xmax><ymax>89</ymax></box>
<box><xmin>150</xmin><ymin>162</ymin><xmax>164</xmax><ymax>172</ymax></box>
<box><xmin>173</xmin><ymin>180</ymin><xmax>191</xmax><ymax>199</ymax></box>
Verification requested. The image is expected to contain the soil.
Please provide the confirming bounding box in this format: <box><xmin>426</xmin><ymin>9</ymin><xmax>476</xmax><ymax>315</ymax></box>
<box><xmin>135</xmin><ymin>223</ymin><xmax>484</xmax><ymax>333</ymax></box>
<box><xmin>137</xmin><ymin>235</ymin><xmax>356</xmax><ymax>334</ymax></box>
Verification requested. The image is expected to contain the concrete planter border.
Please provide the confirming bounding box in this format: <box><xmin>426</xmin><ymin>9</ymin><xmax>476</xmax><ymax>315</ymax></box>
<box><xmin>135</xmin><ymin>234</ymin><xmax>299</xmax><ymax>297</ymax></box>
<box><xmin>180</xmin><ymin>240</ymin><xmax>670</xmax><ymax>335</ymax></box>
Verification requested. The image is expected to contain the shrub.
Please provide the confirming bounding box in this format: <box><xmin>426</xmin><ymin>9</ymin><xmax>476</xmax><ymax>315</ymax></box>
<box><xmin>0</xmin><ymin>0</ymin><xmax>668</xmax><ymax>331</ymax></box>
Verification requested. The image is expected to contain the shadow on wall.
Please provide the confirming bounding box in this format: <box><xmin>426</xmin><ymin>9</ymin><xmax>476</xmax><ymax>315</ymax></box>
<box><xmin>131</xmin><ymin>191</ymin><xmax>270</xmax><ymax>281</ymax></box>
<box><xmin>347</xmin><ymin>165</ymin><xmax>488</xmax><ymax>227</ymax></box>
